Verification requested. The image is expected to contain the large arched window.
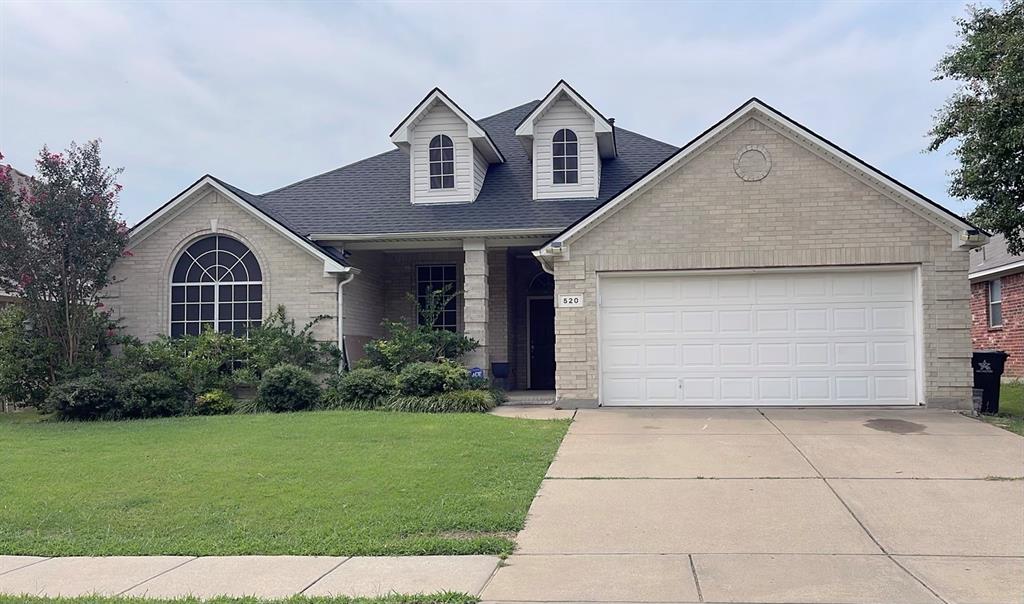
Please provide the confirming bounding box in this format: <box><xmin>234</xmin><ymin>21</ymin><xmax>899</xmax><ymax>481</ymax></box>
<box><xmin>170</xmin><ymin>235</ymin><xmax>263</xmax><ymax>337</ymax></box>
<box><xmin>428</xmin><ymin>134</ymin><xmax>455</xmax><ymax>189</ymax></box>
<box><xmin>552</xmin><ymin>128</ymin><xmax>578</xmax><ymax>184</ymax></box>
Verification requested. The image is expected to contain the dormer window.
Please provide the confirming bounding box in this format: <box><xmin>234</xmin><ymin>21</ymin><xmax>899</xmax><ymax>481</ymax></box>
<box><xmin>429</xmin><ymin>134</ymin><xmax>455</xmax><ymax>189</ymax></box>
<box><xmin>552</xmin><ymin>129</ymin><xmax>579</xmax><ymax>185</ymax></box>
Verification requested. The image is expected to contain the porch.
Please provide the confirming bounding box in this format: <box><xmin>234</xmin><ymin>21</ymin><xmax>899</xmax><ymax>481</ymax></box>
<box><xmin>337</xmin><ymin>238</ymin><xmax>557</xmax><ymax>391</ymax></box>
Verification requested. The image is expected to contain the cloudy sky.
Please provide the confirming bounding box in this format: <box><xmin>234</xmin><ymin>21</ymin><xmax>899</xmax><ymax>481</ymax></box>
<box><xmin>0</xmin><ymin>1</ymin><xmax>983</xmax><ymax>225</ymax></box>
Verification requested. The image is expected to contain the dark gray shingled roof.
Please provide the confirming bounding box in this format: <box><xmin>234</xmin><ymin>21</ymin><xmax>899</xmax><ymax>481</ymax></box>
<box><xmin>247</xmin><ymin>100</ymin><xmax>678</xmax><ymax>236</ymax></box>
<box><xmin>970</xmin><ymin>233</ymin><xmax>1024</xmax><ymax>275</ymax></box>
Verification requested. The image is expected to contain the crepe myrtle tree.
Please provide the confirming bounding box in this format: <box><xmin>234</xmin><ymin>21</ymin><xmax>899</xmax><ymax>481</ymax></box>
<box><xmin>0</xmin><ymin>141</ymin><xmax>130</xmax><ymax>378</ymax></box>
<box><xmin>929</xmin><ymin>0</ymin><xmax>1024</xmax><ymax>252</ymax></box>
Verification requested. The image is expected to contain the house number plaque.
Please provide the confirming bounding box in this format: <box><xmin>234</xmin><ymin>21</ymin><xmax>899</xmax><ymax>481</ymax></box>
<box><xmin>558</xmin><ymin>295</ymin><xmax>583</xmax><ymax>308</ymax></box>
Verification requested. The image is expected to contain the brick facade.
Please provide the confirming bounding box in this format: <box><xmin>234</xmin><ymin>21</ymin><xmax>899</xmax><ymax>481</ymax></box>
<box><xmin>970</xmin><ymin>273</ymin><xmax>1024</xmax><ymax>378</ymax></box>
<box><xmin>550</xmin><ymin>117</ymin><xmax>974</xmax><ymax>409</ymax></box>
<box><xmin>108</xmin><ymin>188</ymin><xmax>340</xmax><ymax>343</ymax></box>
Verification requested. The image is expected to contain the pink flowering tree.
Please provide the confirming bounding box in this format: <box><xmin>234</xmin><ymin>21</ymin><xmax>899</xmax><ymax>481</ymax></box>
<box><xmin>0</xmin><ymin>141</ymin><xmax>129</xmax><ymax>379</ymax></box>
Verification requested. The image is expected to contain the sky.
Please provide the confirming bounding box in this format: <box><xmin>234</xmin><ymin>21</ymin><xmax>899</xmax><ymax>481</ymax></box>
<box><xmin>0</xmin><ymin>0</ymin><xmax>987</xmax><ymax>225</ymax></box>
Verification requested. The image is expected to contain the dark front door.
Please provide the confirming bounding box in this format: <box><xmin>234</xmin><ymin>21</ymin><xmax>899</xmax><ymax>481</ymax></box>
<box><xmin>529</xmin><ymin>297</ymin><xmax>556</xmax><ymax>389</ymax></box>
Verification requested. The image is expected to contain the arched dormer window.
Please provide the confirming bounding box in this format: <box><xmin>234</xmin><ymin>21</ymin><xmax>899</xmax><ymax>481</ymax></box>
<box><xmin>429</xmin><ymin>134</ymin><xmax>455</xmax><ymax>189</ymax></box>
<box><xmin>170</xmin><ymin>235</ymin><xmax>263</xmax><ymax>337</ymax></box>
<box><xmin>552</xmin><ymin>129</ymin><xmax>579</xmax><ymax>184</ymax></box>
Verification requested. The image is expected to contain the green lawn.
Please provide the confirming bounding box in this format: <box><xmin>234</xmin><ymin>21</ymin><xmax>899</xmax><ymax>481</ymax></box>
<box><xmin>0</xmin><ymin>596</ymin><xmax>475</xmax><ymax>604</ymax></box>
<box><xmin>983</xmin><ymin>382</ymin><xmax>1024</xmax><ymax>436</ymax></box>
<box><xmin>0</xmin><ymin>410</ymin><xmax>567</xmax><ymax>556</ymax></box>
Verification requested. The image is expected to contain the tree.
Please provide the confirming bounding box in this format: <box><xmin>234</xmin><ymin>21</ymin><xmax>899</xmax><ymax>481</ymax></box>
<box><xmin>928</xmin><ymin>0</ymin><xmax>1024</xmax><ymax>251</ymax></box>
<box><xmin>0</xmin><ymin>141</ymin><xmax>129</xmax><ymax>378</ymax></box>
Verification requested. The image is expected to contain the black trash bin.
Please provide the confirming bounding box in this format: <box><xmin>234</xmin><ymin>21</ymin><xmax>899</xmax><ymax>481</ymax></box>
<box><xmin>972</xmin><ymin>350</ymin><xmax>1009</xmax><ymax>414</ymax></box>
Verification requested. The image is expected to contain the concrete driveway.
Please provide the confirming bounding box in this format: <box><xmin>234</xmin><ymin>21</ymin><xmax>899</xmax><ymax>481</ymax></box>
<box><xmin>481</xmin><ymin>408</ymin><xmax>1024</xmax><ymax>604</ymax></box>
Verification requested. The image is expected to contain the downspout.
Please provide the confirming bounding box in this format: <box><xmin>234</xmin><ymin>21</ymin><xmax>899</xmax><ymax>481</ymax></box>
<box><xmin>336</xmin><ymin>271</ymin><xmax>356</xmax><ymax>371</ymax></box>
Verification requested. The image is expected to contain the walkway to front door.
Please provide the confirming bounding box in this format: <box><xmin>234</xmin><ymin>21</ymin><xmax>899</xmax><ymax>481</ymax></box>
<box><xmin>480</xmin><ymin>408</ymin><xmax>1024</xmax><ymax>603</ymax></box>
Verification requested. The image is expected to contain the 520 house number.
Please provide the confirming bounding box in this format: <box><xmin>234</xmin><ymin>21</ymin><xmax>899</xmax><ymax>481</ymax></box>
<box><xmin>558</xmin><ymin>295</ymin><xmax>583</xmax><ymax>308</ymax></box>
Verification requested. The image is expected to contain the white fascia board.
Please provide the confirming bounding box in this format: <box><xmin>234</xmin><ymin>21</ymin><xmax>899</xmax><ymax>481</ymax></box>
<box><xmin>129</xmin><ymin>176</ymin><xmax>354</xmax><ymax>275</ymax></box>
<box><xmin>310</xmin><ymin>228</ymin><xmax>561</xmax><ymax>241</ymax></box>
<box><xmin>543</xmin><ymin>99</ymin><xmax>980</xmax><ymax>253</ymax></box>
<box><xmin>969</xmin><ymin>259</ymin><xmax>1024</xmax><ymax>281</ymax></box>
<box><xmin>515</xmin><ymin>81</ymin><xmax>613</xmax><ymax>138</ymax></box>
<box><xmin>389</xmin><ymin>89</ymin><xmax>503</xmax><ymax>163</ymax></box>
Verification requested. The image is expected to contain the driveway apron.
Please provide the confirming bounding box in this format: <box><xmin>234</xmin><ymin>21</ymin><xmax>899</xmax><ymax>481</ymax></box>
<box><xmin>481</xmin><ymin>407</ymin><xmax>1024</xmax><ymax>604</ymax></box>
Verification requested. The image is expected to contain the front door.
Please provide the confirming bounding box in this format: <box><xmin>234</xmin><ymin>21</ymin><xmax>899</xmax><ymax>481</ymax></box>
<box><xmin>529</xmin><ymin>297</ymin><xmax>556</xmax><ymax>389</ymax></box>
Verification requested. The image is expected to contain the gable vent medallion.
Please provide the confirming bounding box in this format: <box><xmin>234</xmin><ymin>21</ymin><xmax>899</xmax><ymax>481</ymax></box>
<box><xmin>734</xmin><ymin>145</ymin><xmax>771</xmax><ymax>181</ymax></box>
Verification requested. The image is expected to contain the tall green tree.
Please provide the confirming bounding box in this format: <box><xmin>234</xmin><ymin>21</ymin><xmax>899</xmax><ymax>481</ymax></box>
<box><xmin>0</xmin><ymin>141</ymin><xmax>129</xmax><ymax>377</ymax></box>
<box><xmin>928</xmin><ymin>0</ymin><xmax>1024</xmax><ymax>251</ymax></box>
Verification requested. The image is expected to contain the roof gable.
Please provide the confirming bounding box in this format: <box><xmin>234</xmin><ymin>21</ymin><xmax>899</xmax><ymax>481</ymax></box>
<box><xmin>129</xmin><ymin>176</ymin><xmax>353</xmax><ymax>274</ymax></box>
<box><xmin>541</xmin><ymin>98</ymin><xmax>985</xmax><ymax>253</ymax></box>
<box><xmin>389</xmin><ymin>88</ymin><xmax>504</xmax><ymax>164</ymax></box>
<box><xmin>515</xmin><ymin>80</ymin><xmax>616</xmax><ymax>158</ymax></box>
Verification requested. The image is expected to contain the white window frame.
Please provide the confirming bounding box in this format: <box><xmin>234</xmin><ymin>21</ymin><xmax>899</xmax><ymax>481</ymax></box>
<box><xmin>552</xmin><ymin>128</ymin><xmax>579</xmax><ymax>185</ymax></box>
<box><xmin>169</xmin><ymin>236</ymin><xmax>264</xmax><ymax>337</ymax></box>
<box><xmin>989</xmin><ymin>278</ymin><xmax>1003</xmax><ymax>328</ymax></box>
<box><xmin>428</xmin><ymin>134</ymin><xmax>455</xmax><ymax>190</ymax></box>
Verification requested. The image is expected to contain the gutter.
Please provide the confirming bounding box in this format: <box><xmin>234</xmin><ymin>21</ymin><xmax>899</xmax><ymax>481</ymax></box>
<box><xmin>969</xmin><ymin>258</ymin><xmax>1024</xmax><ymax>281</ymax></box>
<box><xmin>336</xmin><ymin>271</ymin><xmax>357</xmax><ymax>371</ymax></box>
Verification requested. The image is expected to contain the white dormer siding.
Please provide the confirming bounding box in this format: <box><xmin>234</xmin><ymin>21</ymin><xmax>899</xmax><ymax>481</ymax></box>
<box><xmin>515</xmin><ymin>81</ymin><xmax>616</xmax><ymax>202</ymax></box>
<box><xmin>533</xmin><ymin>96</ymin><xmax>599</xmax><ymax>200</ymax></box>
<box><xmin>391</xmin><ymin>89</ymin><xmax>503</xmax><ymax>205</ymax></box>
<box><xmin>410</xmin><ymin>103</ymin><xmax>477</xmax><ymax>204</ymax></box>
<box><xmin>473</xmin><ymin>147</ymin><xmax>488</xmax><ymax>199</ymax></box>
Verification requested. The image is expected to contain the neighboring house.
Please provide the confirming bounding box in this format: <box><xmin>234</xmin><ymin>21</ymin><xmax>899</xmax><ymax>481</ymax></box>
<box><xmin>969</xmin><ymin>233</ymin><xmax>1024</xmax><ymax>377</ymax></box>
<box><xmin>0</xmin><ymin>164</ymin><xmax>32</xmax><ymax>311</ymax></box>
<box><xmin>111</xmin><ymin>81</ymin><xmax>986</xmax><ymax>408</ymax></box>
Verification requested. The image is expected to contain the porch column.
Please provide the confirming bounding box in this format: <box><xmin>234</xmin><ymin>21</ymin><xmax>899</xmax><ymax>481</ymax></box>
<box><xmin>462</xmin><ymin>238</ymin><xmax>489</xmax><ymax>374</ymax></box>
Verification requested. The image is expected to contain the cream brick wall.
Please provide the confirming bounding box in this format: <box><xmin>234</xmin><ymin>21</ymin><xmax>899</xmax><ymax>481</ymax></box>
<box><xmin>552</xmin><ymin>117</ymin><xmax>973</xmax><ymax>408</ymax></box>
<box><xmin>107</xmin><ymin>188</ymin><xmax>339</xmax><ymax>342</ymax></box>
<box><xmin>379</xmin><ymin>249</ymin><xmax>509</xmax><ymax>369</ymax></box>
<box><xmin>342</xmin><ymin>250</ymin><xmax>388</xmax><ymax>362</ymax></box>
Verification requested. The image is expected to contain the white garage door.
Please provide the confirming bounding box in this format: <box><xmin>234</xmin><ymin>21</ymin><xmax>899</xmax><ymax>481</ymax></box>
<box><xmin>599</xmin><ymin>269</ymin><xmax>919</xmax><ymax>406</ymax></box>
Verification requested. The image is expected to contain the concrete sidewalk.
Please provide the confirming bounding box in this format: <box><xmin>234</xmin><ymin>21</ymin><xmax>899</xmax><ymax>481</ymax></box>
<box><xmin>0</xmin><ymin>554</ymin><xmax>500</xmax><ymax>598</ymax></box>
<box><xmin>481</xmin><ymin>407</ymin><xmax>1024</xmax><ymax>604</ymax></box>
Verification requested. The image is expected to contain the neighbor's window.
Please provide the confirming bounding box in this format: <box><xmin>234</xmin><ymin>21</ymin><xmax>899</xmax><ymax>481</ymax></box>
<box><xmin>429</xmin><ymin>134</ymin><xmax>455</xmax><ymax>189</ymax></box>
<box><xmin>170</xmin><ymin>235</ymin><xmax>263</xmax><ymax>337</ymax></box>
<box><xmin>416</xmin><ymin>265</ymin><xmax>457</xmax><ymax>331</ymax></box>
<box><xmin>552</xmin><ymin>128</ymin><xmax>579</xmax><ymax>184</ymax></box>
<box><xmin>989</xmin><ymin>278</ymin><xmax>1003</xmax><ymax>328</ymax></box>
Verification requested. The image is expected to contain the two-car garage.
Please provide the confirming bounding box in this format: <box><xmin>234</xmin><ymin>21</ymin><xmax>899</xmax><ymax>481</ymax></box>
<box><xmin>598</xmin><ymin>268</ymin><xmax>921</xmax><ymax>406</ymax></box>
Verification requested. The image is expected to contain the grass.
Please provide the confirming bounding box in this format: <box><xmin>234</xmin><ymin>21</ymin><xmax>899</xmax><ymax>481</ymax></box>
<box><xmin>0</xmin><ymin>409</ymin><xmax>568</xmax><ymax>557</ymax></box>
<box><xmin>982</xmin><ymin>382</ymin><xmax>1024</xmax><ymax>436</ymax></box>
<box><xmin>0</xmin><ymin>596</ymin><xmax>476</xmax><ymax>604</ymax></box>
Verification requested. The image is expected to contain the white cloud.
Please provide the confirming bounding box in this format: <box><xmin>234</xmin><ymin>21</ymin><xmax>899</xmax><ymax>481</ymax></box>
<box><xmin>0</xmin><ymin>0</ymin><xmax>974</xmax><ymax>223</ymax></box>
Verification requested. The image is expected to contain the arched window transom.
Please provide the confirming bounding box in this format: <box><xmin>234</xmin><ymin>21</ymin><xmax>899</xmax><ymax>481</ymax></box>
<box><xmin>552</xmin><ymin>129</ymin><xmax>578</xmax><ymax>184</ymax></box>
<box><xmin>428</xmin><ymin>134</ymin><xmax>455</xmax><ymax>189</ymax></box>
<box><xmin>170</xmin><ymin>235</ymin><xmax>263</xmax><ymax>337</ymax></box>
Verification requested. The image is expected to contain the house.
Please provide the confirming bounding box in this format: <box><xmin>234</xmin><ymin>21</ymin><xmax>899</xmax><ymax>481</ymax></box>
<box><xmin>969</xmin><ymin>233</ymin><xmax>1023</xmax><ymax>377</ymax></box>
<box><xmin>110</xmin><ymin>81</ymin><xmax>985</xmax><ymax>408</ymax></box>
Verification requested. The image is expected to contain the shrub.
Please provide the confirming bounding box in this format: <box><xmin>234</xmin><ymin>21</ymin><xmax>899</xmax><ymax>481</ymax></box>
<box><xmin>362</xmin><ymin>320</ymin><xmax>478</xmax><ymax>372</ymax></box>
<box><xmin>46</xmin><ymin>373</ymin><xmax>121</xmax><ymax>421</ymax></box>
<box><xmin>325</xmin><ymin>367</ymin><xmax>396</xmax><ymax>409</ymax></box>
<box><xmin>397</xmin><ymin>361</ymin><xmax>469</xmax><ymax>397</ymax></box>
<box><xmin>241</xmin><ymin>307</ymin><xmax>339</xmax><ymax>378</ymax></box>
<box><xmin>0</xmin><ymin>306</ymin><xmax>55</xmax><ymax>408</ymax></box>
<box><xmin>119</xmin><ymin>371</ymin><xmax>188</xmax><ymax>419</ymax></box>
<box><xmin>257</xmin><ymin>363</ymin><xmax>320</xmax><ymax>412</ymax></box>
<box><xmin>194</xmin><ymin>389</ymin><xmax>237</xmax><ymax>415</ymax></box>
<box><xmin>383</xmin><ymin>389</ymin><xmax>498</xmax><ymax>413</ymax></box>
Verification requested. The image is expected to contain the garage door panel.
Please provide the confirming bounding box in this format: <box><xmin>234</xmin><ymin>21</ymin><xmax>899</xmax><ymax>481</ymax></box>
<box><xmin>644</xmin><ymin>311</ymin><xmax>676</xmax><ymax>334</ymax></box>
<box><xmin>599</xmin><ymin>270</ymin><xmax>919</xmax><ymax>406</ymax></box>
<box><xmin>681</xmin><ymin>311</ymin><xmax>715</xmax><ymax>333</ymax></box>
<box><xmin>719</xmin><ymin>310</ymin><xmax>753</xmax><ymax>333</ymax></box>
